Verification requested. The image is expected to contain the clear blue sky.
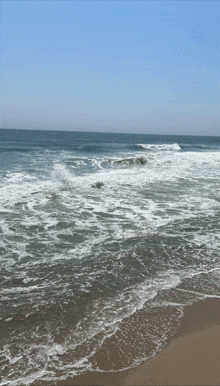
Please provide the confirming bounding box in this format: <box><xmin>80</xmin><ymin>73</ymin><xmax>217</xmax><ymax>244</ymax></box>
<box><xmin>2</xmin><ymin>1</ymin><xmax>220</xmax><ymax>135</ymax></box>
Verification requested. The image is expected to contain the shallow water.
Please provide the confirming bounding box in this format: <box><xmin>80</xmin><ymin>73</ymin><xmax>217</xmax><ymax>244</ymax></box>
<box><xmin>1</xmin><ymin>129</ymin><xmax>220</xmax><ymax>385</ymax></box>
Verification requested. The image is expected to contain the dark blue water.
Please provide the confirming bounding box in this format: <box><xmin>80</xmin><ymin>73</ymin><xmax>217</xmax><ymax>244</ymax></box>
<box><xmin>1</xmin><ymin>129</ymin><xmax>220</xmax><ymax>152</ymax></box>
<box><xmin>1</xmin><ymin>129</ymin><xmax>220</xmax><ymax>385</ymax></box>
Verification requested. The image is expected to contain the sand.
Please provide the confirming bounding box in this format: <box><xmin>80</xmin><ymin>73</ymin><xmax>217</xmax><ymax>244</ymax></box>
<box><xmin>126</xmin><ymin>297</ymin><xmax>220</xmax><ymax>385</ymax></box>
<box><xmin>46</xmin><ymin>297</ymin><xmax>220</xmax><ymax>386</ymax></box>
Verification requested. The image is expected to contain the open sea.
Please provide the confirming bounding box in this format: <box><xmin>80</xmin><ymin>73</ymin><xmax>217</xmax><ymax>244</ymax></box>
<box><xmin>1</xmin><ymin>129</ymin><xmax>220</xmax><ymax>385</ymax></box>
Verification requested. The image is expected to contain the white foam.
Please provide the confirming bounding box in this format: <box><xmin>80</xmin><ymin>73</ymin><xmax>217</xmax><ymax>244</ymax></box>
<box><xmin>137</xmin><ymin>143</ymin><xmax>181</xmax><ymax>151</ymax></box>
<box><xmin>1</xmin><ymin>145</ymin><xmax>220</xmax><ymax>384</ymax></box>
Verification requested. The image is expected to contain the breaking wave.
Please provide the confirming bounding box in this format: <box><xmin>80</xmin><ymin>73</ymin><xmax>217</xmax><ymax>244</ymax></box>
<box><xmin>99</xmin><ymin>156</ymin><xmax>147</xmax><ymax>170</ymax></box>
<box><xmin>137</xmin><ymin>143</ymin><xmax>181</xmax><ymax>151</ymax></box>
<box><xmin>111</xmin><ymin>156</ymin><xmax>147</xmax><ymax>167</ymax></box>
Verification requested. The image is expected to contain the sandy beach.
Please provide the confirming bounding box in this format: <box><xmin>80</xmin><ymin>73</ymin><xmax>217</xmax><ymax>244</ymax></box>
<box><xmin>126</xmin><ymin>297</ymin><xmax>220</xmax><ymax>385</ymax></box>
<box><xmin>55</xmin><ymin>297</ymin><xmax>220</xmax><ymax>386</ymax></box>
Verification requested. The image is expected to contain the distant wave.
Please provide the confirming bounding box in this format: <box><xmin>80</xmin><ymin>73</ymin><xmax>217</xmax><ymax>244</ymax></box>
<box><xmin>137</xmin><ymin>143</ymin><xmax>181</xmax><ymax>151</ymax></box>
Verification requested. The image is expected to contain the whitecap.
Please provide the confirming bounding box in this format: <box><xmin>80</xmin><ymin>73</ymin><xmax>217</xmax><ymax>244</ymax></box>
<box><xmin>137</xmin><ymin>143</ymin><xmax>181</xmax><ymax>151</ymax></box>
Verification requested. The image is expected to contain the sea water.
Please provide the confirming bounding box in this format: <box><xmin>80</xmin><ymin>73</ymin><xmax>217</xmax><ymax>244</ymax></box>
<box><xmin>1</xmin><ymin>129</ymin><xmax>220</xmax><ymax>385</ymax></box>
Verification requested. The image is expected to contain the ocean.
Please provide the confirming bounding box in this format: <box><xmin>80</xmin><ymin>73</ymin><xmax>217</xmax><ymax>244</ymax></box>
<box><xmin>1</xmin><ymin>129</ymin><xmax>220</xmax><ymax>385</ymax></box>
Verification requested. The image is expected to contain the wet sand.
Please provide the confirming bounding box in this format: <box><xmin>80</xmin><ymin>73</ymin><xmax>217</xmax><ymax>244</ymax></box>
<box><xmin>126</xmin><ymin>297</ymin><xmax>220</xmax><ymax>385</ymax></box>
<box><xmin>55</xmin><ymin>297</ymin><xmax>220</xmax><ymax>385</ymax></box>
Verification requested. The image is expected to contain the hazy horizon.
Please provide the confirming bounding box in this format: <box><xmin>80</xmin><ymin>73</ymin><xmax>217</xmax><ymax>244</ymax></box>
<box><xmin>1</xmin><ymin>127</ymin><xmax>220</xmax><ymax>138</ymax></box>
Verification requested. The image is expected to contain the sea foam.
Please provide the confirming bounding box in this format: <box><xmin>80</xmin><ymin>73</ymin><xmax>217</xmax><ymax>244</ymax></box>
<box><xmin>137</xmin><ymin>143</ymin><xmax>181</xmax><ymax>151</ymax></box>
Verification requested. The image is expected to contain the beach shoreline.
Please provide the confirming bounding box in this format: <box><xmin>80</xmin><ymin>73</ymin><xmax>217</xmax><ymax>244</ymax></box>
<box><xmin>2</xmin><ymin>131</ymin><xmax>220</xmax><ymax>386</ymax></box>
<box><xmin>52</xmin><ymin>297</ymin><xmax>220</xmax><ymax>386</ymax></box>
<box><xmin>125</xmin><ymin>297</ymin><xmax>220</xmax><ymax>385</ymax></box>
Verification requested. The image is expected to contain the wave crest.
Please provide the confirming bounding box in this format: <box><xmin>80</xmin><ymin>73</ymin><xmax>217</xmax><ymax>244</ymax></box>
<box><xmin>137</xmin><ymin>143</ymin><xmax>181</xmax><ymax>151</ymax></box>
<box><xmin>112</xmin><ymin>156</ymin><xmax>147</xmax><ymax>167</ymax></box>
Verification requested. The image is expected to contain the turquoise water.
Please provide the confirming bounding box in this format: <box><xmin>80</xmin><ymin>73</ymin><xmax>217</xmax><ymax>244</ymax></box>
<box><xmin>1</xmin><ymin>129</ymin><xmax>220</xmax><ymax>385</ymax></box>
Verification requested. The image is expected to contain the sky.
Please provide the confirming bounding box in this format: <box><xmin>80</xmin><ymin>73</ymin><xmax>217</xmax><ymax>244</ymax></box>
<box><xmin>1</xmin><ymin>1</ymin><xmax>220</xmax><ymax>135</ymax></box>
